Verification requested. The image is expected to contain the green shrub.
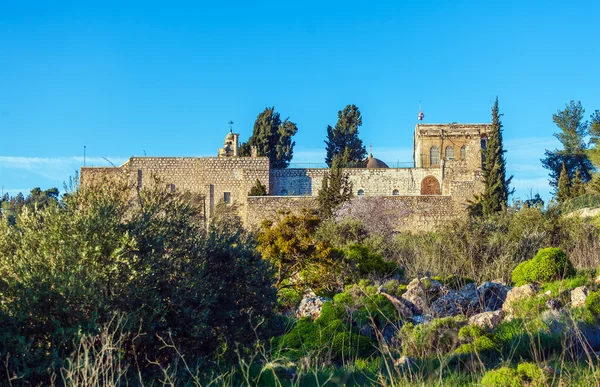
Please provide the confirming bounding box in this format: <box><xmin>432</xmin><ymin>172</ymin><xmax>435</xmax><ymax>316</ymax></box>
<box><xmin>480</xmin><ymin>367</ymin><xmax>522</xmax><ymax>387</ymax></box>
<box><xmin>458</xmin><ymin>325</ymin><xmax>485</xmax><ymax>343</ymax></box>
<box><xmin>517</xmin><ymin>362</ymin><xmax>545</xmax><ymax>386</ymax></box>
<box><xmin>541</xmin><ymin>273</ymin><xmax>590</xmax><ymax>296</ymax></box>
<box><xmin>343</xmin><ymin>244</ymin><xmax>399</xmax><ymax>281</ymax></box>
<box><xmin>512</xmin><ymin>247</ymin><xmax>575</xmax><ymax>286</ymax></box>
<box><xmin>400</xmin><ymin>316</ymin><xmax>465</xmax><ymax>358</ymax></box>
<box><xmin>585</xmin><ymin>290</ymin><xmax>600</xmax><ymax>318</ymax></box>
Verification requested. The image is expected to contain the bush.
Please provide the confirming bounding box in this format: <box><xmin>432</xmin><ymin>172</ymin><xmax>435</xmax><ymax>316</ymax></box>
<box><xmin>585</xmin><ymin>290</ymin><xmax>600</xmax><ymax>318</ymax></box>
<box><xmin>480</xmin><ymin>367</ymin><xmax>522</xmax><ymax>387</ymax></box>
<box><xmin>512</xmin><ymin>247</ymin><xmax>575</xmax><ymax>285</ymax></box>
<box><xmin>342</xmin><ymin>244</ymin><xmax>399</xmax><ymax>282</ymax></box>
<box><xmin>517</xmin><ymin>362</ymin><xmax>546</xmax><ymax>386</ymax></box>
<box><xmin>400</xmin><ymin>316</ymin><xmax>465</xmax><ymax>358</ymax></box>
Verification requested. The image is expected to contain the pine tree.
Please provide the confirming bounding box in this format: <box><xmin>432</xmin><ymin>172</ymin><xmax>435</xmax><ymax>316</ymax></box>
<box><xmin>590</xmin><ymin>174</ymin><xmax>600</xmax><ymax>195</ymax></box>
<box><xmin>570</xmin><ymin>169</ymin><xmax>586</xmax><ymax>198</ymax></box>
<box><xmin>480</xmin><ymin>97</ymin><xmax>513</xmax><ymax>216</ymax></box>
<box><xmin>324</xmin><ymin>104</ymin><xmax>367</xmax><ymax>167</ymax></box>
<box><xmin>541</xmin><ymin>101</ymin><xmax>593</xmax><ymax>191</ymax></box>
<box><xmin>239</xmin><ymin>107</ymin><xmax>298</xmax><ymax>168</ymax></box>
<box><xmin>317</xmin><ymin>155</ymin><xmax>353</xmax><ymax>218</ymax></box>
<box><xmin>557</xmin><ymin>163</ymin><xmax>571</xmax><ymax>203</ymax></box>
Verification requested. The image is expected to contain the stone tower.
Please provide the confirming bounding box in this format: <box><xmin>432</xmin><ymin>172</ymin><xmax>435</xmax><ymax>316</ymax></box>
<box><xmin>218</xmin><ymin>129</ymin><xmax>239</xmax><ymax>157</ymax></box>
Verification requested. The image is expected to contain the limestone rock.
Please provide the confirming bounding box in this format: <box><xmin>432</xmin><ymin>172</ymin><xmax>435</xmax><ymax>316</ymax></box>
<box><xmin>502</xmin><ymin>284</ymin><xmax>539</xmax><ymax>318</ymax></box>
<box><xmin>430</xmin><ymin>283</ymin><xmax>476</xmax><ymax>317</ymax></box>
<box><xmin>394</xmin><ymin>355</ymin><xmax>416</xmax><ymax>370</ymax></box>
<box><xmin>380</xmin><ymin>292</ymin><xmax>414</xmax><ymax>318</ymax></box>
<box><xmin>297</xmin><ymin>295</ymin><xmax>331</xmax><ymax>319</ymax></box>
<box><xmin>476</xmin><ymin>282</ymin><xmax>509</xmax><ymax>312</ymax></box>
<box><xmin>401</xmin><ymin>277</ymin><xmax>445</xmax><ymax>316</ymax></box>
<box><xmin>468</xmin><ymin>310</ymin><xmax>504</xmax><ymax>330</ymax></box>
<box><xmin>571</xmin><ymin>286</ymin><xmax>589</xmax><ymax>308</ymax></box>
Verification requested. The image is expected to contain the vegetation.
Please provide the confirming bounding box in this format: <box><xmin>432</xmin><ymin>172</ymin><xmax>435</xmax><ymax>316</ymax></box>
<box><xmin>324</xmin><ymin>104</ymin><xmax>367</xmax><ymax>167</ymax></box>
<box><xmin>239</xmin><ymin>106</ymin><xmax>298</xmax><ymax>168</ymax></box>
<box><xmin>248</xmin><ymin>178</ymin><xmax>268</xmax><ymax>196</ymax></box>
<box><xmin>480</xmin><ymin>97</ymin><xmax>513</xmax><ymax>216</ymax></box>
<box><xmin>542</xmin><ymin>100</ymin><xmax>595</xmax><ymax>191</ymax></box>
<box><xmin>317</xmin><ymin>155</ymin><xmax>353</xmax><ymax>218</ymax></box>
<box><xmin>512</xmin><ymin>247</ymin><xmax>575</xmax><ymax>285</ymax></box>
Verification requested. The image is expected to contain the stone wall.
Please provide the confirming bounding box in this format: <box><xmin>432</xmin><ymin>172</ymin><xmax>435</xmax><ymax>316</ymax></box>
<box><xmin>245</xmin><ymin>194</ymin><xmax>465</xmax><ymax>232</ymax></box>
<box><xmin>270</xmin><ymin>167</ymin><xmax>444</xmax><ymax>196</ymax></box>
<box><xmin>82</xmin><ymin>156</ymin><xmax>270</xmax><ymax>218</ymax></box>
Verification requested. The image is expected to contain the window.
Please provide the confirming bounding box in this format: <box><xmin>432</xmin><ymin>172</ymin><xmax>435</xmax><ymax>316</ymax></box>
<box><xmin>223</xmin><ymin>192</ymin><xmax>231</xmax><ymax>204</ymax></box>
<box><xmin>430</xmin><ymin>146</ymin><xmax>440</xmax><ymax>166</ymax></box>
<box><xmin>169</xmin><ymin>183</ymin><xmax>175</xmax><ymax>192</ymax></box>
<box><xmin>357</xmin><ymin>189</ymin><xmax>365</xmax><ymax>196</ymax></box>
<box><xmin>481</xmin><ymin>139</ymin><xmax>487</xmax><ymax>164</ymax></box>
<box><xmin>445</xmin><ymin>146</ymin><xmax>454</xmax><ymax>160</ymax></box>
<box><xmin>392</xmin><ymin>189</ymin><xmax>399</xmax><ymax>196</ymax></box>
<box><xmin>460</xmin><ymin>146</ymin><xmax>466</xmax><ymax>160</ymax></box>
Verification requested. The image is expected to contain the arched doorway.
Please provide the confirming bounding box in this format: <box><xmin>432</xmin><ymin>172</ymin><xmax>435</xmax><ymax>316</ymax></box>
<box><xmin>421</xmin><ymin>176</ymin><xmax>441</xmax><ymax>195</ymax></box>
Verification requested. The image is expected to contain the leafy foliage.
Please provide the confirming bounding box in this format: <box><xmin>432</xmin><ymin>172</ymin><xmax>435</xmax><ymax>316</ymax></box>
<box><xmin>541</xmin><ymin>100</ymin><xmax>594</xmax><ymax>192</ymax></box>
<box><xmin>239</xmin><ymin>106</ymin><xmax>298</xmax><ymax>168</ymax></box>
<box><xmin>0</xmin><ymin>178</ymin><xmax>277</xmax><ymax>383</ymax></box>
<box><xmin>248</xmin><ymin>178</ymin><xmax>268</xmax><ymax>196</ymax></box>
<box><xmin>324</xmin><ymin>104</ymin><xmax>367</xmax><ymax>167</ymax></box>
<box><xmin>512</xmin><ymin>247</ymin><xmax>575</xmax><ymax>285</ymax></box>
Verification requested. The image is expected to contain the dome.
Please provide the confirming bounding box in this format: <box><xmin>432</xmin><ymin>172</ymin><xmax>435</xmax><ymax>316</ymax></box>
<box><xmin>225</xmin><ymin>130</ymin><xmax>235</xmax><ymax>142</ymax></box>
<box><xmin>366</xmin><ymin>155</ymin><xmax>389</xmax><ymax>169</ymax></box>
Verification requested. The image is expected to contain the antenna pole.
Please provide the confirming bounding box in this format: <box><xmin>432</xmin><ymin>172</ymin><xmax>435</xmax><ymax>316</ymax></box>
<box><xmin>84</xmin><ymin>146</ymin><xmax>86</xmax><ymax>166</ymax></box>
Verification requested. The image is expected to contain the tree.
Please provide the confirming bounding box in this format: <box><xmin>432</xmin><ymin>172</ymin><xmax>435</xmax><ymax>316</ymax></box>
<box><xmin>257</xmin><ymin>209</ymin><xmax>340</xmax><ymax>293</ymax></box>
<box><xmin>541</xmin><ymin>101</ymin><xmax>593</xmax><ymax>192</ymax></box>
<box><xmin>248</xmin><ymin>179</ymin><xmax>267</xmax><ymax>196</ymax></box>
<box><xmin>239</xmin><ymin>107</ymin><xmax>298</xmax><ymax>168</ymax></box>
<box><xmin>324</xmin><ymin>104</ymin><xmax>367</xmax><ymax>167</ymax></box>
<box><xmin>571</xmin><ymin>169</ymin><xmax>586</xmax><ymax>198</ymax></box>
<box><xmin>588</xmin><ymin>110</ymin><xmax>600</xmax><ymax>167</ymax></box>
<box><xmin>480</xmin><ymin>97</ymin><xmax>513</xmax><ymax>216</ymax></box>
<box><xmin>557</xmin><ymin>163</ymin><xmax>571</xmax><ymax>203</ymax></box>
<box><xmin>317</xmin><ymin>156</ymin><xmax>353</xmax><ymax>218</ymax></box>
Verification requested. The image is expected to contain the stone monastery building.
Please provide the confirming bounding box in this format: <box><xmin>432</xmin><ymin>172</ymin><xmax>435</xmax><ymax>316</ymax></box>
<box><xmin>81</xmin><ymin>123</ymin><xmax>491</xmax><ymax>231</ymax></box>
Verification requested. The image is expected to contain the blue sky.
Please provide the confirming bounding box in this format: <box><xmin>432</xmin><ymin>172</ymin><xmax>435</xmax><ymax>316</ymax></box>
<box><xmin>1</xmin><ymin>0</ymin><xmax>599</xmax><ymax>202</ymax></box>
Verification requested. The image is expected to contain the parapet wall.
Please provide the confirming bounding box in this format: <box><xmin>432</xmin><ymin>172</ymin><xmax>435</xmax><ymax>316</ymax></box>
<box><xmin>270</xmin><ymin>167</ymin><xmax>444</xmax><ymax>196</ymax></box>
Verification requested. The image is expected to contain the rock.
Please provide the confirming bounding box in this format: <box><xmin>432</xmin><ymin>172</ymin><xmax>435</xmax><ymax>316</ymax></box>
<box><xmin>594</xmin><ymin>276</ymin><xmax>600</xmax><ymax>285</ymax></box>
<box><xmin>264</xmin><ymin>361</ymin><xmax>297</xmax><ymax>380</ymax></box>
<box><xmin>571</xmin><ymin>286</ymin><xmax>589</xmax><ymax>308</ymax></box>
<box><xmin>546</xmin><ymin>298</ymin><xmax>562</xmax><ymax>310</ymax></box>
<box><xmin>296</xmin><ymin>295</ymin><xmax>331</xmax><ymax>319</ymax></box>
<box><xmin>476</xmin><ymin>282</ymin><xmax>509</xmax><ymax>312</ymax></box>
<box><xmin>382</xmin><ymin>324</ymin><xmax>399</xmax><ymax>344</ymax></box>
<box><xmin>430</xmin><ymin>286</ymin><xmax>473</xmax><ymax>317</ymax></box>
<box><xmin>502</xmin><ymin>283</ymin><xmax>539</xmax><ymax>318</ymax></box>
<box><xmin>394</xmin><ymin>355</ymin><xmax>416</xmax><ymax>370</ymax></box>
<box><xmin>380</xmin><ymin>292</ymin><xmax>413</xmax><ymax>318</ymax></box>
<box><xmin>401</xmin><ymin>277</ymin><xmax>446</xmax><ymax>316</ymax></box>
<box><xmin>468</xmin><ymin>310</ymin><xmax>504</xmax><ymax>330</ymax></box>
<box><xmin>542</xmin><ymin>365</ymin><xmax>559</xmax><ymax>377</ymax></box>
<box><xmin>411</xmin><ymin>315</ymin><xmax>433</xmax><ymax>325</ymax></box>
<box><xmin>545</xmin><ymin>290</ymin><xmax>552</xmax><ymax>296</ymax></box>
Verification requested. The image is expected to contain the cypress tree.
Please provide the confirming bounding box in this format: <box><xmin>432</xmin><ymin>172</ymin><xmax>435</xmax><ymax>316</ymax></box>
<box><xmin>571</xmin><ymin>169</ymin><xmax>586</xmax><ymax>198</ymax></box>
<box><xmin>480</xmin><ymin>97</ymin><xmax>513</xmax><ymax>216</ymax></box>
<box><xmin>317</xmin><ymin>155</ymin><xmax>353</xmax><ymax>218</ymax></box>
<box><xmin>557</xmin><ymin>163</ymin><xmax>571</xmax><ymax>203</ymax></box>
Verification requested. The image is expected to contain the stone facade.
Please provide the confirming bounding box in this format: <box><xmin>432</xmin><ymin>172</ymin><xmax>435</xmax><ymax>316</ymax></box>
<box><xmin>81</xmin><ymin>123</ymin><xmax>490</xmax><ymax>232</ymax></box>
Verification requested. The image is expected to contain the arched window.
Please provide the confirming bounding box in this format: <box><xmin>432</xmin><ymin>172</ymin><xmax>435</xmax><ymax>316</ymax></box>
<box><xmin>460</xmin><ymin>146</ymin><xmax>466</xmax><ymax>160</ymax></box>
<box><xmin>392</xmin><ymin>189</ymin><xmax>399</xmax><ymax>196</ymax></box>
<box><xmin>357</xmin><ymin>189</ymin><xmax>365</xmax><ymax>196</ymax></box>
<box><xmin>430</xmin><ymin>146</ymin><xmax>440</xmax><ymax>166</ymax></box>
<box><xmin>445</xmin><ymin>146</ymin><xmax>455</xmax><ymax>160</ymax></box>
